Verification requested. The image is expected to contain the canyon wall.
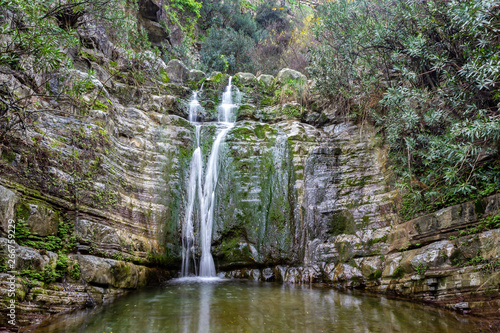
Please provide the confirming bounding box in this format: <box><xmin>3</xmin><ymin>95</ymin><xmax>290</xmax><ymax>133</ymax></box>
<box><xmin>1</xmin><ymin>54</ymin><xmax>499</xmax><ymax>331</ymax></box>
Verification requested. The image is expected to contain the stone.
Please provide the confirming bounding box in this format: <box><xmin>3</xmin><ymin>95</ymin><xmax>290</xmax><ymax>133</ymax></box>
<box><xmin>276</xmin><ymin>68</ymin><xmax>306</xmax><ymax>83</ymax></box>
<box><xmin>257</xmin><ymin>74</ymin><xmax>274</xmax><ymax>87</ymax></box>
<box><xmin>139</xmin><ymin>19</ymin><xmax>169</xmax><ymax>47</ymax></box>
<box><xmin>165</xmin><ymin>59</ymin><xmax>189</xmax><ymax>84</ymax></box>
<box><xmin>0</xmin><ymin>185</ymin><xmax>17</xmax><ymax>235</ymax></box>
<box><xmin>77</xmin><ymin>21</ymin><xmax>113</xmax><ymax>57</ymax></box>
<box><xmin>454</xmin><ymin>302</ymin><xmax>470</xmax><ymax>310</ymax></box>
<box><xmin>22</xmin><ymin>203</ymin><xmax>60</xmax><ymax>237</ymax></box>
<box><xmin>78</xmin><ymin>255</ymin><xmax>115</xmax><ymax>286</ymax></box>
<box><xmin>0</xmin><ymin>238</ymin><xmax>47</xmax><ymax>271</ymax></box>
<box><xmin>234</xmin><ymin>72</ymin><xmax>257</xmax><ymax>86</ymax></box>
<box><xmin>189</xmin><ymin>69</ymin><xmax>206</xmax><ymax>82</ymax></box>
<box><xmin>76</xmin><ymin>219</ymin><xmax>121</xmax><ymax>246</ymax></box>
<box><xmin>236</xmin><ymin>104</ymin><xmax>257</xmax><ymax>121</ymax></box>
<box><xmin>77</xmin><ymin>255</ymin><xmax>146</xmax><ymax>289</ymax></box>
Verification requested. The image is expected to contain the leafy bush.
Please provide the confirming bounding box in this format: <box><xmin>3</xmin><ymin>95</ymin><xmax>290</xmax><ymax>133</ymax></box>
<box><xmin>199</xmin><ymin>0</ymin><xmax>263</xmax><ymax>40</ymax></box>
<box><xmin>255</xmin><ymin>1</ymin><xmax>290</xmax><ymax>31</ymax></box>
<box><xmin>200</xmin><ymin>27</ymin><xmax>256</xmax><ymax>74</ymax></box>
<box><xmin>309</xmin><ymin>0</ymin><xmax>500</xmax><ymax>219</ymax></box>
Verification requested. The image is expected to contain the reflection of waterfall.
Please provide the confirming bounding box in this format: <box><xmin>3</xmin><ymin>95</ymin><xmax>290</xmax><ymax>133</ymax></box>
<box><xmin>182</xmin><ymin>78</ymin><xmax>239</xmax><ymax>277</ymax></box>
<box><xmin>197</xmin><ymin>284</ymin><xmax>214</xmax><ymax>333</ymax></box>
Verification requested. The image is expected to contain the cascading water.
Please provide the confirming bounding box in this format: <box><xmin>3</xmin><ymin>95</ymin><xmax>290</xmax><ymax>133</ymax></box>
<box><xmin>182</xmin><ymin>78</ymin><xmax>240</xmax><ymax>277</ymax></box>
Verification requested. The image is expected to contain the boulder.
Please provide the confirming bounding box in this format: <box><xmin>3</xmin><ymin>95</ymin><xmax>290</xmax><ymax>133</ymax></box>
<box><xmin>77</xmin><ymin>255</ymin><xmax>147</xmax><ymax>289</ymax></box>
<box><xmin>77</xmin><ymin>21</ymin><xmax>113</xmax><ymax>57</ymax></box>
<box><xmin>139</xmin><ymin>19</ymin><xmax>169</xmax><ymax>47</ymax></box>
<box><xmin>234</xmin><ymin>72</ymin><xmax>257</xmax><ymax>86</ymax></box>
<box><xmin>23</xmin><ymin>203</ymin><xmax>60</xmax><ymax>237</ymax></box>
<box><xmin>276</xmin><ymin>68</ymin><xmax>306</xmax><ymax>83</ymax></box>
<box><xmin>78</xmin><ymin>255</ymin><xmax>115</xmax><ymax>287</ymax></box>
<box><xmin>165</xmin><ymin>59</ymin><xmax>189</xmax><ymax>84</ymax></box>
<box><xmin>0</xmin><ymin>238</ymin><xmax>48</xmax><ymax>271</ymax></box>
<box><xmin>0</xmin><ymin>185</ymin><xmax>18</xmax><ymax>235</ymax></box>
<box><xmin>236</xmin><ymin>104</ymin><xmax>257</xmax><ymax>121</ymax></box>
<box><xmin>257</xmin><ymin>74</ymin><xmax>274</xmax><ymax>87</ymax></box>
<box><xmin>189</xmin><ymin>69</ymin><xmax>206</xmax><ymax>83</ymax></box>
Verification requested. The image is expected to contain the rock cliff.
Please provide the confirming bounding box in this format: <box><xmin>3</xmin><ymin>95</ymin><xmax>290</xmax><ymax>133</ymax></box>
<box><xmin>1</xmin><ymin>54</ymin><xmax>499</xmax><ymax>330</ymax></box>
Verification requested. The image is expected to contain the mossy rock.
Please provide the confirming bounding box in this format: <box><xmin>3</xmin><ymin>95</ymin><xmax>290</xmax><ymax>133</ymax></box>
<box><xmin>279</xmin><ymin>103</ymin><xmax>304</xmax><ymax>120</ymax></box>
<box><xmin>276</xmin><ymin>68</ymin><xmax>307</xmax><ymax>84</ymax></box>
<box><xmin>236</xmin><ymin>104</ymin><xmax>257</xmax><ymax>121</ymax></box>
<box><xmin>234</xmin><ymin>72</ymin><xmax>257</xmax><ymax>87</ymax></box>
<box><xmin>16</xmin><ymin>201</ymin><xmax>60</xmax><ymax>237</ymax></box>
<box><xmin>328</xmin><ymin>210</ymin><xmax>356</xmax><ymax>236</ymax></box>
<box><xmin>188</xmin><ymin>69</ymin><xmax>206</xmax><ymax>83</ymax></box>
<box><xmin>257</xmin><ymin>74</ymin><xmax>275</xmax><ymax>88</ymax></box>
<box><xmin>255</xmin><ymin>106</ymin><xmax>278</xmax><ymax>122</ymax></box>
<box><xmin>206</xmin><ymin>72</ymin><xmax>231</xmax><ymax>88</ymax></box>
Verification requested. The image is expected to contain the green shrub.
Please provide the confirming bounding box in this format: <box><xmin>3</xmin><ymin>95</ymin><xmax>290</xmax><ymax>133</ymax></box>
<box><xmin>200</xmin><ymin>27</ymin><xmax>256</xmax><ymax>74</ymax></box>
<box><xmin>69</xmin><ymin>262</ymin><xmax>81</xmax><ymax>280</ymax></box>
<box><xmin>309</xmin><ymin>0</ymin><xmax>500</xmax><ymax>220</ymax></box>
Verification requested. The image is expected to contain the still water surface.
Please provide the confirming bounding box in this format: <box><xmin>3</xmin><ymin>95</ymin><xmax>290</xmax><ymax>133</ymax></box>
<box><xmin>31</xmin><ymin>278</ymin><xmax>481</xmax><ymax>332</ymax></box>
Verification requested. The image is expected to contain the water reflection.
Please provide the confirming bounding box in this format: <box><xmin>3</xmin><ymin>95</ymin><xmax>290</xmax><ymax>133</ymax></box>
<box><xmin>29</xmin><ymin>279</ymin><xmax>481</xmax><ymax>333</ymax></box>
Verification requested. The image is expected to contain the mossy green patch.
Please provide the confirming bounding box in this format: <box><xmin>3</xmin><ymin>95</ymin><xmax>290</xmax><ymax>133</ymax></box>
<box><xmin>328</xmin><ymin>211</ymin><xmax>356</xmax><ymax>236</ymax></box>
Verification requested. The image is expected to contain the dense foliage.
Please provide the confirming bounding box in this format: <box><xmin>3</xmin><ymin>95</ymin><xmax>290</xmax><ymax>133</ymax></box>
<box><xmin>200</xmin><ymin>27</ymin><xmax>256</xmax><ymax>73</ymax></box>
<box><xmin>0</xmin><ymin>0</ymin><xmax>167</xmax><ymax>139</ymax></box>
<box><xmin>184</xmin><ymin>0</ymin><xmax>311</xmax><ymax>74</ymax></box>
<box><xmin>309</xmin><ymin>0</ymin><xmax>500</xmax><ymax>219</ymax></box>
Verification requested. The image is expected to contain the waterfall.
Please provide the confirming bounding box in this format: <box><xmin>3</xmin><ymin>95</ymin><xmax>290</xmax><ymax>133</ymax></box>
<box><xmin>182</xmin><ymin>78</ymin><xmax>239</xmax><ymax>277</ymax></box>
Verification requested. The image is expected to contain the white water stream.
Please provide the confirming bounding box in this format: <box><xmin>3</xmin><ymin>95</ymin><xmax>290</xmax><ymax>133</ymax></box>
<box><xmin>182</xmin><ymin>78</ymin><xmax>239</xmax><ymax>277</ymax></box>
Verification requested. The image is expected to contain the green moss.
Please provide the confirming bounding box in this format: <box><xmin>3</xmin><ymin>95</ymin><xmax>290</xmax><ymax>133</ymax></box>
<box><xmin>16</xmin><ymin>203</ymin><xmax>31</xmax><ymax>222</ymax></box>
<box><xmin>1</xmin><ymin>149</ymin><xmax>16</xmax><ymax>163</ymax></box>
<box><xmin>279</xmin><ymin>104</ymin><xmax>303</xmax><ymax>119</ymax></box>
<box><xmin>368</xmin><ymin>269</ymin><xmax>382</xmax><ymax>280</ymax></box>
<box><xmin>229</xmin><ymin>126</ymin><xmax>254</xmax><ymax>141</ymax></box>
<box><xmin>69</xmin><ymin>262</ymin><xmax>80</xmax><ymax>280</ymax></box>
<box><xmin>372</xmin><ymin>235</ymin><xmax>388</xmax><ymax>244</ymax></box>
<box><xmin>328</xmin><ymin>211</ymin><xmax>355</xmax><ymax>236</ymax></box>
<box><xmin>211</xmin><ymin>72</ymin><xmax>222</xmax><ymax>84</ymax></box>
<box><xmin>254</xmin><ymin>124</ymin><xmax>269</xmax><ymax>139</ymax></box>
<box><xmin>259</xmin><ymin>97</ymin><xmax>273</xmax><ymax>107</ymax></box>
<box><xmin>391</xmin><ymin>266</ymin><xmax>405</xmax><ymax>279</ymax></box>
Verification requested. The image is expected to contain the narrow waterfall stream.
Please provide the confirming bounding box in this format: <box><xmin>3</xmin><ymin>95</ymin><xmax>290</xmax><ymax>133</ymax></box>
<box><xmin>182</xmin><ymin>78</ymin><xmax>239</xmax><ymax>277</ymax></box>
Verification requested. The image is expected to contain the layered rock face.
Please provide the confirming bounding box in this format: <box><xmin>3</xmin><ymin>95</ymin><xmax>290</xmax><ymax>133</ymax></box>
<box><xmin>1</xmin><ymin>54</ymin><xmax>499</xmax><ymax>330</ymax></box>
<box><xmin>208</xmin><ymin>73</ymin><xmax>500</xmax><ymax>319</ymax></box>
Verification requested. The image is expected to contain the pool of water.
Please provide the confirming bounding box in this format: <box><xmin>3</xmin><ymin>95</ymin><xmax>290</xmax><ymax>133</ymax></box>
<box><xmin>30</xmin><ymin>278</ymin><xmax>481</xmax><ymax>332</ymax></box>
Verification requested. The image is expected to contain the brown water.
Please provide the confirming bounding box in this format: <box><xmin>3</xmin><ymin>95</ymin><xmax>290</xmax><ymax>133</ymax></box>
<box><xmin>30</xmin><ymin>277</ymin><xmax>482</xmax><ymax>332</ymax></box>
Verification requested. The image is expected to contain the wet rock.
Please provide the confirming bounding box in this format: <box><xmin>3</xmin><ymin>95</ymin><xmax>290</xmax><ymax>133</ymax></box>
<box><xmin>234</xmin><ymin>72</ymin><xmax>257</xmax><ymax>86</ymax></box>
<box><xmin>165</xmin><ymin>59</ymin><xmax>189</xmax><ymax>84</ymax></box>
<box><xmin>189</xmin><ymin>69</ymin><xmax>206</xmax><ymax>83</ymax></box>
<box><xmin>276</xmin><ymin>68</ymin><xmax>306</xmax><ymax>83</ymax></box>
<box><xmin>236</xmin><ymin>104</ymin><xmax>257</xmax><ymax>121</ymax></box>
<box><xmin>0</xmin><ymin>185</ymin><xmax>17</xmax><ymax>235</ymax></box>
<box><xmin>257</xmin><ymin>74</ymin><xmax>274</xmax><ymax>87</ymax></box>
<box><xmin>0</xmin><ymin>238</ymin><xmax>47</xmax><ymax>271</ymax></box>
